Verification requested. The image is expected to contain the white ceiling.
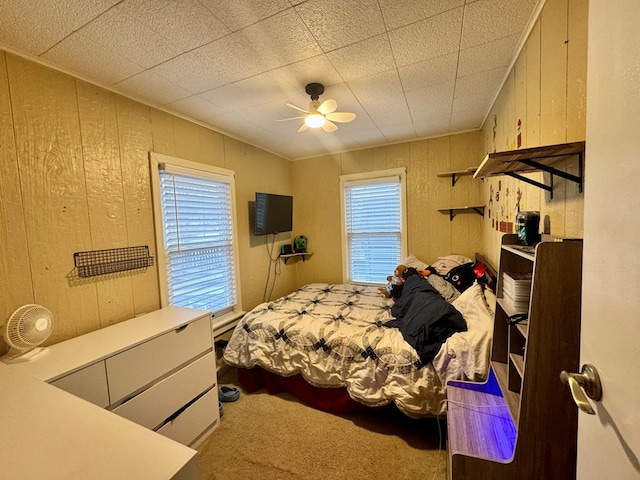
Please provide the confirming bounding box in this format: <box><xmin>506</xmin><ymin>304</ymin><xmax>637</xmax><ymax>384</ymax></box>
<box><xmin>0</xmin><ymin>0</ymin><xmax>541</xmax><ymax>160</ymax></box>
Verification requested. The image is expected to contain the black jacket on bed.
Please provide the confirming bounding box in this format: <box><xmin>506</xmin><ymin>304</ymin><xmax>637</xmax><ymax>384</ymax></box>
<box><xmin>385</xmin><ymin>274</ymin><xmax>467</xmax><ymax>365</ymax></box>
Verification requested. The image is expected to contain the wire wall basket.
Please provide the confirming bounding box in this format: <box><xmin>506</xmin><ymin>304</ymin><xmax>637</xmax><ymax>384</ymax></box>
<box><xmin>74</xmin><ymin>245</ymin><xmax>154</xmax><ymax>278</ymax></box>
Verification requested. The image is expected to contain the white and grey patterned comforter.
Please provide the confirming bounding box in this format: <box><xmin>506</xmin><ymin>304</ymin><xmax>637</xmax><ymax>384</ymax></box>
<box><xmin>223</xmin><ymin>282</ymin><xmax>495</xmax><ymax>416</ymax></box>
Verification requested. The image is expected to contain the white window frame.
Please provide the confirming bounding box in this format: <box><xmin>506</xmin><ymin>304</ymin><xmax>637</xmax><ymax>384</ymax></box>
<box><xmin>149</xmin><ymin>152</ymin><xmax>243</xmax><ymax>329</ymax></box>
<box><xmin>339</xmin><ymin>168</ymin><xmax>407</xmax><ymax>284</ymax></box>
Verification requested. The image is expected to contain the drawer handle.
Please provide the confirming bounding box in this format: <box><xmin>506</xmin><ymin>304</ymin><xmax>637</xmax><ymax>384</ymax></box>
<box><xmin>174</xmin><ymin>324</ymin><xmax>189</xmax><ymax>333</ymax></box>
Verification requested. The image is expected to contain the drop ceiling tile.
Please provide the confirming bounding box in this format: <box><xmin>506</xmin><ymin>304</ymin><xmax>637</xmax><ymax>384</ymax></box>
<box><xmin>457</xmin><ymin>34</ymin><xmax>519</xmax><ymax>77</ymax></box>
<box><xmin>151</xmin><ymin>34</ymin><xmax>269</xmax><ymax>93</ymax></box>
<box><xmin>0</xmin><ymin>0</ymin><xmax>119</xmax><ymax>55</ymax></box>
<box><xmin>379</xmin><ymin>0</ymin><xmax>464</xmax><ymax>30</ymax></box>
<box><xmin>240</xmin><ymin>8</ymin><xmax>323</xmax><ymax>69</ymax></box>
<box><xmin>200</xmin><ymin>69</ymin><xmax>303</xmax><ymax>112</ymax></box>
<box><xmin>42</xmin><ymin>32</ymin><xmax>144</xmax><ymax>85</ymax></box>
<box><xmin>414</xmin><ymin>111</ymin><xmax>452</xmax><ymax>138</ymax></box>
<box><xmin>237</xmin><ymin>99</ymin><xmax>303</xmax><ymax>129</ymax></box>
<box><xmin>367</xmin><ymin>104</ymin><xmax>413</xmax><ymax>129</ymax></box>
<box><xmin>455</xmin><ymin>67</ymin><xmax>505</xmax><ymax>98</ymax></box>
<box><xmin>295</xmin><ymin>0</ymin><xmax>386</xmax><ymax>52</ymax></box>
<box><xmin>461</xmin><ymin>0</ymin><xmax>538</xmax><ymax>49</ymax></box>
<box><xmin>389</xmin><ymin>7</ymin><xmax>463</xmax><ymax>67</ymax></box>
<box><xmin>378</xmin><ymin>124</ymin><xmax>417</xmax><ymax>143</ymax></box>
<box><xmin>115</xmin><ymin>70</ymin><xmax>192</xmax><ymax>105</ymax></box>
<box><xmin>452</xmin><ymin>92</ymin><xmax>492</xmax><ymax>114</ymax></box>
<box><xmin>77</xmin><ymin>4</ymin><xmax>188</xmax><ymax>68</ymax></box>
<box><xmin>398</xmin><ymin>52</ymin><xmax>458</xmax><ymax>92</ymax></box>
<box><xmin>209</xmin><ymin>111</ymin><xmax>279</xmax><ymax>147</ymax></box>
<box><xmin>347</xmin><ymin>70</ymin><xmax>411</xmax><ymax>127</ymax></box>
<box><xmin>118</xmin><ymin>0</ymin><xmax>230</xmax><ymax>51</ymax></box>
<box><xmin>199</xmin><ymin>0</ymin><xmax>292</xmax><ymax>32</ymax></box>
<box><xmin>165</xmin><ymin>95</ymin><xmax>230</xmax><ymax>124</ymax></box>
<box><xmin>347</xmin><ymin>69</ymin><xmax>404</xmax><ymax>100</ymax></box>
<box><xmin>326</xmin><ymin>33</ymin><xmax>395</xmax><ymax>82</ymax></box>
<box><xmin>342</xmin><ymin>127</ymin><xmax>387</xmax><ymax>146</ymax></box>
<box><xmin>450</xmin><ymin>105</ymin><xmax>486</xmax><ymax>131</ymax></box>
<box><xmin>405</xmin><ymin>81</ymin><xmax>455</xmax><ymax>121</ymax></box>
<box><xmin>276</xmin><ymin>55</ymin><xmax>343</xmax><ymax>90</ymax></box>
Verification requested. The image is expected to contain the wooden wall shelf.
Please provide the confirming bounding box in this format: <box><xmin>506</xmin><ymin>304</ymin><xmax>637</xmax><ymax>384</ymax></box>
<box><xmin>437</xmin><ymin>205</ymin><xmax>485</xmax><ymax>221</ymax></box>
<box><xmin>447</xmin><ymin>234</ymin><xmax>583</xmax><ymax>479</ymax></box>
<box><xmin>473</xmin><ymin>141</ymin><xmax>585</xmax><ymax>199</ymax></box>
<box><xmin>436</xmin><ymin>167</ymin><xmax>478</xmax><ymax>186</ymax></box>
<box><xmin>279</xmin><ymin>252</ymin><xmax>313</xmax><ymax>264</ymax></box>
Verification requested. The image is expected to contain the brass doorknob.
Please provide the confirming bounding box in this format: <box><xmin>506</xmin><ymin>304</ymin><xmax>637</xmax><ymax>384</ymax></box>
<box><xmin>560</xmin><ymin>364</ymin><xmax>602</xmax><ymax>415</ymax></box>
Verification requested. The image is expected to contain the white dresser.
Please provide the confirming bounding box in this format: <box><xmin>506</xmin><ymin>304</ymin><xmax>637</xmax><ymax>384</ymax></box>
<box><xmin>2</xmin><ymin>306</ymin><xmax>220</xmax><ymax>479</ymax></box>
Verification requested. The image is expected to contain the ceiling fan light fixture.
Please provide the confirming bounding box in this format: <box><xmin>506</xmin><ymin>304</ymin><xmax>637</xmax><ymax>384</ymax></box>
<box><xmin>282</xmin><ymin>83</ymin><xmax>355</xmax><ymax>133</ymax></box>
<box><xmin>305</xmin><ymin>113</ymin><xmax>325</xmax><ymax>128</ymax></box>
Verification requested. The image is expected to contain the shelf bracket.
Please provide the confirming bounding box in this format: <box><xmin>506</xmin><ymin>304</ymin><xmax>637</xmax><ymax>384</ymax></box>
<box><xmin>442</xmin><ymin>206</ymin><xmax>485</xmax><ymax>221</ymax></box>
<box><xmin>505</xmin><ymin>171</ymin><xmax>553</xmax><ymax>197</ymax></box>
<box><xmin>506</xmin><ymin>155</ymin><xmax>584</xmax><ymax>200</ymax></box>
<box><xmin>451</xmin><ymin>173</ymin><xmax>459</xmax><ymax>187</ymax></box>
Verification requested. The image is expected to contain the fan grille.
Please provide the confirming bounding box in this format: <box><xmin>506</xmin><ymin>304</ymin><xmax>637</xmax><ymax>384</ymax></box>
<box><xmin>5</xmin><ymin>304</ymin><xmax>54</xmax><ymax>349</ymax></box>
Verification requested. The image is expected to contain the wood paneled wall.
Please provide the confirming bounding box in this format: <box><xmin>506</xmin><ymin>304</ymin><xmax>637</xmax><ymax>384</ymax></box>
<box><xmin>0</xmin><ymin>52</ymin><xmax>294</xmax><ymax>351</ymax></box>
<box><xmin>480</xmin><ymin>0</ymin><xmax>588</xmax><ymax>268</ymax></box>
<box><xmin>292</xmin><ymin>131</ymin><xmax>483</xmax><ymax>287</ymax></box>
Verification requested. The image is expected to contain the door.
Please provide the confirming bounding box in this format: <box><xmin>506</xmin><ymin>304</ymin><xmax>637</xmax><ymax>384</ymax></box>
<box><xmin>579</xmin><ymin>1</ymin><xmax>640</xmax><ymax>478</ymax></box>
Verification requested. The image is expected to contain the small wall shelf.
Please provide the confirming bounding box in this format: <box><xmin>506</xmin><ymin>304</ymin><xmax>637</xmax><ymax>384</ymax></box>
<box><xmin>279</xmin><ymin>252</ymin><xmax>313</xmax><ymax>264</ymax></box>
<box><xmin>438</xmin><ymin>205</ymin><xmax>485</xmax><ymax>221</ymax></box>
<box><xmin>473</xmin><ymin>141</ymin><xmax>585</xmax><ymax>199</ymax></box>
<box><xmin>436</xmin><ymin>167</ymin><xmax>478</xmax><ymax>186</ymax></box>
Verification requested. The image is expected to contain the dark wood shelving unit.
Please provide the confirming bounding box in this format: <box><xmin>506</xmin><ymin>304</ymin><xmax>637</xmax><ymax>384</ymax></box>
<box><xmin>446</xmin><ymin>234</ymin><xmax>583</xmax><ymax>479</ymax></box>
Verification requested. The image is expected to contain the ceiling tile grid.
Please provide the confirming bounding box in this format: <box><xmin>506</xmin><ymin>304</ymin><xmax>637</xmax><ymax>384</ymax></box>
<box><xmin>0</xmin><ymin>0</ymin><xmax>543</xmax><ymax>160</ymax></box>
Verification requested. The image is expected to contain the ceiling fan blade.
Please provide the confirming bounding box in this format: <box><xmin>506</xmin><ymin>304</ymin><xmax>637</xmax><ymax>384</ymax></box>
<box><xmin>297</xmin><ymin>123</ymin><xmax>309</xmax><ymax>132</ymax></box>
<box><xmin>321</xmin><ymin>120</ymin><xmax>338</xmax><ymax>132</ymax></box>
<box><xmin>277</xmin><ymin>115</ymin><xmax>306</xmax><ymax>121</ymax></box>
<box><xmin>318</xmin><ymin>99</ymin><xmax>337</xmax><ymax>115</ymax></box>
<box><xmin>287</xmin><ymin>103</ymin><xmax>310</xmax><ymax>113</ymax></box>
<box><xmin>325</xmin><ymin>112</ymin><xmax>356</xmax><ymax>123</ymax></box>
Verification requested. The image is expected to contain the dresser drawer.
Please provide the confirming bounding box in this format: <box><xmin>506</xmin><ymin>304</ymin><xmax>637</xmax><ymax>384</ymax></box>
<box><xmin>50</xmin><ymin>361</ymin><xmax>110</xmax><ymax>408</ymax></box>
<box><xmin>112</xmin><ymin>351</ymin><xmax>216</xmax><ymax>430</ymax></box>
<box><xmin>156</xmin><ymin>387</ymin><xmax>219</xmax><ymax>447</ymax></box>
<box><xmin>106</xmin><ymin>315</ymin><xmax>212</xmax><ymax>403</ymax></box>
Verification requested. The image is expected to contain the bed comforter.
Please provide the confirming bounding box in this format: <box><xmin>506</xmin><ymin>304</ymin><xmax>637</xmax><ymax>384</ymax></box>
<box><xmin>223</xmin><ymin>281</ymin><xmax>496</xmax><ymax>416</ymax></box>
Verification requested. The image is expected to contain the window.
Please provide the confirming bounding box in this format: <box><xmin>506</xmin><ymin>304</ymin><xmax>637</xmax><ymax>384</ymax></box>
<box><xmin>150</xmin><ymin>153</ymin><xmax>241</xmax><ymax>319</ymax></box>
<box><xmin>340</xmin><ymin>168</ymin><xmax>407</xmax><ymax>284</ymax></box>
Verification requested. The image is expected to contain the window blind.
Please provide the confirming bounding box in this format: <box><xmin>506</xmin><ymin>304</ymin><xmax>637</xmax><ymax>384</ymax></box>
<box><xmin>159</xmin><ymin>169</ymin><xmax>236</xmax><ymax>315</ymax></box>
<box><xmin>344</xmin><ymin>177</ymin><xmax>402</xmax><ymax>283</ymax></box>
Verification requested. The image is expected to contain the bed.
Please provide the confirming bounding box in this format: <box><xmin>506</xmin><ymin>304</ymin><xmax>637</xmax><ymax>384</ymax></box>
<box><xmin>223</xmin><ymin>254</ymin><xmax>496</xmax><ymax>417</ymax></box>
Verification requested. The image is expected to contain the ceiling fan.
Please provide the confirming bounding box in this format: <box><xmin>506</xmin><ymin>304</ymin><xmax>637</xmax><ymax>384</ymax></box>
<box><xmin>280</xmin><ymin>83</ymin><xmax>356</xmax><ymax>132</ymax></box>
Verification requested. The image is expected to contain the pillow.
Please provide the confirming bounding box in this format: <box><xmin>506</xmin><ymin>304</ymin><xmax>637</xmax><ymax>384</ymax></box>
<box><xmin>426</xmin><ymin>274</ymin><xmax>460</xmax><ymax>303</ymax></box>
<box><xmin>432</xmin><ymin>254</ymin><xmax>473</xmax><ymax>275</ymax></box>
<box><xmin>402</xmin><ymin>254</ymin><xmax>429</xmax><ymax>270</ymax></box>
<box><xmin>445</xmin><ymin>282</ymin><xmax>496</xmax><ymax>380</ymax></box>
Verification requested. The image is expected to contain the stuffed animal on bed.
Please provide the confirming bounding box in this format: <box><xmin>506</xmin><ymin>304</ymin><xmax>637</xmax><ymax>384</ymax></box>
<box><xmin>378</xmin><ymin>264</ymin><xmax>407</xmax><ymax>299</ymax></box>
<box><xmin>379</xmin><ymin>265</ymin><xmax>436</xmax><ymax>299</ymax></box>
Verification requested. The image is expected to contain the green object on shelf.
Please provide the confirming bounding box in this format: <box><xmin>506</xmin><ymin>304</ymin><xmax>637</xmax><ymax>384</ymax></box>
<box><xmin>294</xmin><ymin>235</ymin><xmax>307</xmax><ymax>253</ymax></box>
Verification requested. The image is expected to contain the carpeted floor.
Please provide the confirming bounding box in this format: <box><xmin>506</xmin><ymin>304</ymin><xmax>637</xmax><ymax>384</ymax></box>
<box><xmin>196</xmin><ymin>368</ymin><xmax>447</xmax><ymax>480</ymax></box>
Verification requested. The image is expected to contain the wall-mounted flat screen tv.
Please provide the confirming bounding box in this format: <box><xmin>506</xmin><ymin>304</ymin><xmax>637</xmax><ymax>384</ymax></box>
<box><xmin>254</xmin><ymin>192</ymin><xmax>293</xmax><ymax>236</ymax></box>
